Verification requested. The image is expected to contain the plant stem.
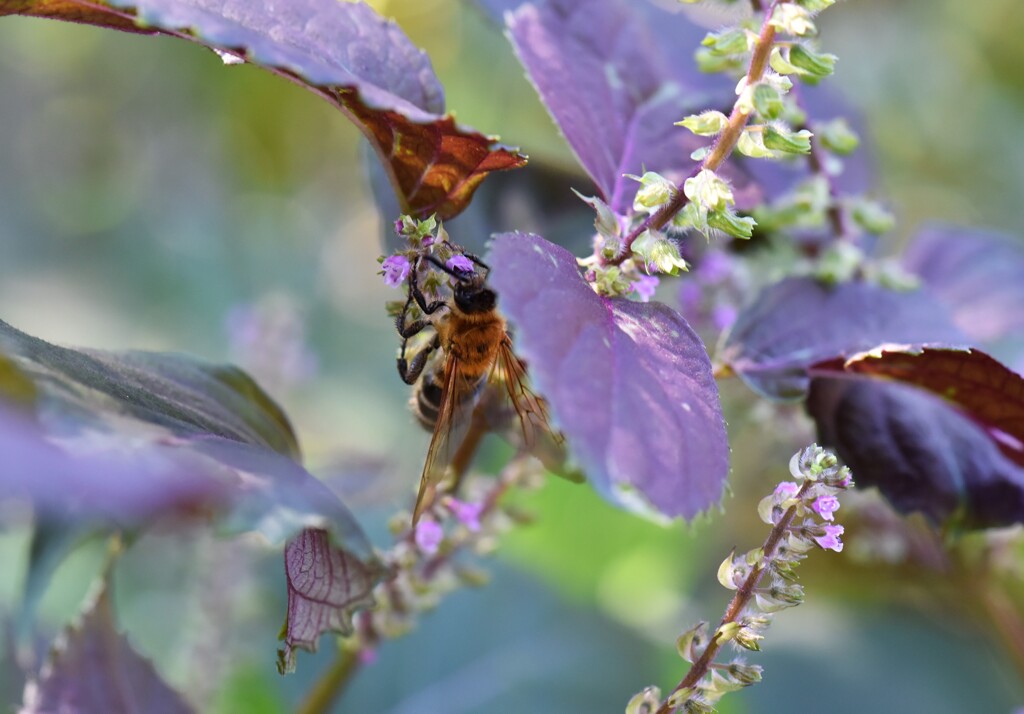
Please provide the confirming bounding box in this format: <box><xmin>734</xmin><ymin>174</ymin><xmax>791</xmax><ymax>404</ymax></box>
<box><xmin>789</xmin><ymin>84</ymin><xmax>850</xmax><ymax>243</ymax></box>
<box><xmin>609</xmin><ymin>1</ymin><xmax>784</xmax><ymax>266</ymax></box>
<box><xmin>295</xmin><ymin>648</ymin><xmax>360</xmax><ymax>714</ymax></box>
<box><xmin>655</xmin><ymin>481</ymin><xmax>809</xmax><ymax>714</ymax></box>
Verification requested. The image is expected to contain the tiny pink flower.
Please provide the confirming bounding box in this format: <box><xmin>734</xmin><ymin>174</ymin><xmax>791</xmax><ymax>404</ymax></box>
<box><xmin>774</xmin><ymin>481</ymin><xmax>800</xmax><ymax>499</ymax></box>
<box><xmin>631</xmin><ymin>274</ymin><xmax>659</xmax><ymax>302</ymax></box>
<box><xmin>446</xmin><ymin>255</ymin><xmax>474</xmax><ymax>273</ymax></box>
<box><xmin>812</xmin><ymin>495</ymin><xmax>840</xmax><ymax>522</ymax></box>
<box><xmin>446</xmin><ymin>498</ymin><xmax>484</xmax><ymax>532</ymax></box>
<box><xmin>381</xmin><ymin>255</ymin><xmax>411</xmax><ymax>287</ymax></box>
<box><xmin>414</xmin><ymin>518</ymin><xmax>443</xmax><ymax>554</ymax></box>
<box><xmin>814</xmin><ymin>524</ymin><xmax>845</xmax><ymax>552</ymax></box>
<box><xmin>358</xmin><ymin>647</ymin><xmax>378</xmax><ymax>666</ymax></box>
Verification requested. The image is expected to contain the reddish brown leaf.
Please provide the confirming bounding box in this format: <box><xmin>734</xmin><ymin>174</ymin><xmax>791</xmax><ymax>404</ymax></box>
<box><xmin>278</xmin><ymin>528</ymin><xmax>387</xmax><ymax>674</ymax></box>
<box><xmin>0</xmin><ymin>0</ymin><xmax>525</xmax><ymax>219</ymax></box>
<box><xmin>811</xmin><ymin>346</ymin><xmax>1024</xmax><ymax>467</ymax></box>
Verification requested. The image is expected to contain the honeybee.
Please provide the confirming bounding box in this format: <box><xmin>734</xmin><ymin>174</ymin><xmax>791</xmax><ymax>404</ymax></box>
<box><xmin>395</xmin><ymin>244</ymin><xmax>549</xmax><ymax>523</ymax></box>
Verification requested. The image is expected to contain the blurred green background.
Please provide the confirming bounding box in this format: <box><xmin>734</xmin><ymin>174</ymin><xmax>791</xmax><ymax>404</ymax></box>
<box><xmin>1</xmin><ymin>0</ymin><xmax>1023</xmax><ymax>711</ymax></box>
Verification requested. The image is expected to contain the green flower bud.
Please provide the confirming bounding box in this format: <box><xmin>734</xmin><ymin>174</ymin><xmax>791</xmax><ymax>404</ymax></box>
<box><xmin>737</xmin><ymin>129</ymin><xmax>776</xmax><ymax>159</ymax></box>
<box><xmin>734</xmin><ymin>627</ymin><xmax>764</xmax><ymax>652</ymax></box>
<box><xmin>769</xmin><ymin>46</ymin><xmax>803</xmax><ymax>76</ymax></box>
<box><xmin>677</xmin><ymin>110</ymin><xmax>729</xmax><ymax>136</ymax></box>
<box><xmin>632</xmin><ymin>230</ymin><xmax>689</xmax><ymax>275</ymax></box>
<box><xmin>629</xmin><ymin>171</ymin><xmax>675</xmax><ymax>211</ymax></box>
<box><xmin>625</xmin><ymin>686</ymin><xmax>661</xmax><ymax>714</ymax></box>
<box><xmin>592</xmin><ymin>265</ymin><xmax>633</xmax><ymax>297</ymax></box>
<box><xmin>818</xmin><ymin>118</ymin><xmax>860</xmax><ymax>155</ymax></box>
<box><xmin>690</xmin><ymin>146</ymin><xmax>710</xmax><ymax>162</ymax></box>
<box><xmin>763</xmin><ymin>126</ymin><xmax>813</xmax><ymax>154</ymax></box>
<box><xmin>672</xmin><ymin>201</ymin><xmax>706</xmax><ymax>231</ymax></box>
<box><xmin>572</xmin><ymin>189</ymin><xmax>621</xmax><ymax>240</ymax></box>
<box><xmin>708</xmin><ymin>669</ymin><xmax>747</xmax><ymax>695</ymax></box>
<box><xmin>717</xmin><ymin>549</ymin><xmax>742</xmax><ymax>590</ymax></box>
<box><xmin>796</xmin><ymin>0</ymin><xmax>836</xmax><ymax>11</ymax></box>
<box><xmin>701</xmin><ymin>28</ymin><xmax>749</xmax><ymax>56</ymax></box>
<box><xmin>684</xmin><ymin>169</ymin><xmax>734</xmax><ymax>211</ymax></box>
<box><xmin>752</xmin><ymin>83</ymin><xmax>784</xmax><ymax>120</ymax></box>
<box><xmin>716</xmin><ymin>621</ymin><xmax>743</xmax><ymax>642</ymax></box>
<box><xmin>682</xmin><ymin>698</ymin><xmax>715</xmax><ymax>714</ymax></box>
<box><xmin>727</xmin><ymin>662</ymin><xmax>764</xmax><ymax>686</ymax></box>
<box><xmin>770</xmin><ymin>3</ymin><xmax>817</xmax><ymax>36</ymax></box>
<box><xmin>695</xmin><ymin>48</ymin><xmax>742</xmax><ymax>74</ymax></box>
<box><xmin>708</xmin><ymin>208</ymin><xmax>756</xmax><ymax>239</ymax></box>
<box><xmin>676</xmin><ymin>621</ymin><xmax>708</xmax><ymax>663</ymax></box>
<box><xmin>851</xmin><ymin>199</ymin><xmax>896</xmax><ymax>234</ymax></box>
<box><xmin>815</xmin><ymin>242</ymin><xmax>864</xmax><ymax>285</ymax></box>
<box><xmin>789</xmin><ymin>44</ymin><xmax>838</xmax><ymax>77</ymax></box>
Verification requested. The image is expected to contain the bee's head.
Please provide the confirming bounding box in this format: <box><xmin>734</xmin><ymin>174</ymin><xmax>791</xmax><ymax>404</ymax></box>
<box><xmin>452</xmin><ymin>270</ymin><xmax>496</xmax><ymax>314</ymax></box>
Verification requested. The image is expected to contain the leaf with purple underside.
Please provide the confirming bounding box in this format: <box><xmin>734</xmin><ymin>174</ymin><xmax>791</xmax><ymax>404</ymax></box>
<box><xmin>903</xmin><ymin>224</ymin><xmax>1024</xmax><ymax>344</ymax></box>
<box><xmin>0</xmin><ymin>0</ymin><xmax>524</xmax><ymax>219</ymax></box>
<box><xmin>20</xmin><ymin>582</ymin><xmax>194</xmax><ymax>714</ymax></box>
<box><xmin>808</xmin><ymin>378</ymin><xmax>1024</xmax><ymax>527</ymax></box>
<box><xmin>0</xmin><ymin>319</ymin><xmax>384</xmax><ymax>672</ymax></box>
<box><xmin>719</xmin><ymin>277</ymin><xmax>968</xmax><ymax>400</ymax></box>
<box><xmin>810</xmin><ymin>346</ymin><xmax>1024</xmax><ymax>468</ymax></box>
<box><xmin>488</xmin><ymin>233</ymin><xmax>729</xmax><ymax>519</ymax></box>
<box><xmin>505</xmin><ymin>0</ymin><xmax>758</xmax><ymax>215</ymax></box>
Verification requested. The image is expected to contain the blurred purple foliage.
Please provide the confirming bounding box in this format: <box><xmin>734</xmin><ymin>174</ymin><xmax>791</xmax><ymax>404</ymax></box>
<box><xmin>20</xmin><ymin>583</ymin><xmax>194</xmax><ymax>714</ymax></box>
<box><xmin>720</xmin><ymin>277</ymin><xmax>967</xmax><ymax>400</ymax></box>
<box><xmin>903</xmin><ymin>224</ymin><xmax>1024</xmax><ymax>344</ymax></box>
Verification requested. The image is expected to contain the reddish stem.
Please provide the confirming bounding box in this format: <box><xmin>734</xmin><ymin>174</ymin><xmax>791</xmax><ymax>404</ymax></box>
<box><xmin>607</xmin><ymin>1</ymin><xmax>784</xmax><ymax>266</ymax></box>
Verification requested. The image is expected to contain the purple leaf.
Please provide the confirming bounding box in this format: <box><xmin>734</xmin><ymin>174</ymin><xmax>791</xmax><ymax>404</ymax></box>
<box><xmin>278</xmin><ymin>529</ymin><xmax>381</xmax><ymax>674</ymax></box>
<box><xmin>505</xmin><ymin>0</ymin><xmax>755</xmax><ymax>214</ymax></box>
<box><xmin>20</xmin><ymin>582</ymin><xmax>194</xmax><ymax>714</ymax></box>
<box><xmin>903</xmin><ymin>224</ymin><xmax>1024</xmax><ymax>343</ymax></box>
<box><xmin>0</xmin><ymin>319</ymin><xmax>385</xmax><ymax>671</ymax></box>
<box><xmin>808</xmin><ymin>378</ymin><xmax>1024</xmax><ymax>527</ymax></box>
<box><xmin>719</xmin><ymin>277</ymin><xmax>967</xmax><ymax>400</ymax></box>
<box><xmin>488</xmin><ymin>233</ymin><xmax>728</xmax><ymax>519</ymax></box>
<box><xmin>0</xmin><ymin>0</ymin><xmax>525</xmax><ymax>219</ymax></box>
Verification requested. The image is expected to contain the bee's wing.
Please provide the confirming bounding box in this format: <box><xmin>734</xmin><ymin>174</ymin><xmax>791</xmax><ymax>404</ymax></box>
<box><xmin>495</xmin><ymin>336</ymin><xmax>557</xmax><ymax>448</ymax></box>
<box><xmin>412</xmin><ymin>351</ymin><xmax>464</xmax><ymax>524</ymax></box>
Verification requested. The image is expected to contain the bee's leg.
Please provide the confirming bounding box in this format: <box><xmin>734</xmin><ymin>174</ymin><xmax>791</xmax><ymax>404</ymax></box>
<box><xmin>463</xmin><ymin>252</ymin><xmax>490</xmax><ymax>272</ymax></box>
<box><xmin>398</xmin><ymin>332</ymin><xmax>440</xmax><ymax>385</ymax></box>
<box><xmin>410</xmin><ymin>284</ymin><xmax>448</xmax><ymax>315</ymax></box>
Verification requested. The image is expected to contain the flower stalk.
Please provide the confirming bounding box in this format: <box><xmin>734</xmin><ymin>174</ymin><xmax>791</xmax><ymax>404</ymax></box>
<box><xmin>627</xmin><ymin>445</ymin><xmax>853</xmax><ymax>714</ymax></box>
<box><xmin>610</xmin><ymin>0</ymin><xmax>787</xmax><ymax>266</ymax></box>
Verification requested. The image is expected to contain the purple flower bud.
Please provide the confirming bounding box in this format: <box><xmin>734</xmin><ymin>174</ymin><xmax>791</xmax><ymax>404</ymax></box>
<box><xmin>678</xmin><ymin>281</ymin><xmax>703</xmax><ymax>314</ymax></box>
<box><xmin>358</xmin><ymin>647</ymin><xmax>378</xmax><ymax>665</ymax></box>
<box><xmin>631</xmin><ymin>274</ymin><xmax>659</xmax><ymax>302</ymax></box>
<box><xmin>711</xmin><ymin>303</ymin><xmax>738</xmax><ymax>331</ymax></box>
<box><xmin>446</xmin><ymin>498</ymin><xmax>484</xmax><ymax>532</ymax></box>
<box><xmin>414</xmin><ymin>518</ymin><xmax>443</xmax><ymax>554</ymax></box>
<box><xmin>774</xmin><ymin>481</ymin><xmax>800</xmax><ymax>499</ymax></box>
<box><xmin>814</xmin><ymin>524</ymin><xmax>844</xmax><ymax>552</ymax></box>
<box><xmin>697</xmin><ymin>251</ymin><xmax>733</xmax><ymax>285</ymax></box>
<box><xmin>393</xmin><ymin>218</ymin><xmax>405</xmax><ymax>236</ymax></box>
<box><xmin>812</xmin><ymin>495</ymin><xmax>840</xmax><ymax>521</ymax></box>
<box><xmin>381</xmin><ymin>255</ymin><xmax>411</xmax><ymax>288</ymax></box>
<box><xmin>446</xmin><ymin>254</ymin><xmax>475</xmax><ymax>274</ymax></box>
